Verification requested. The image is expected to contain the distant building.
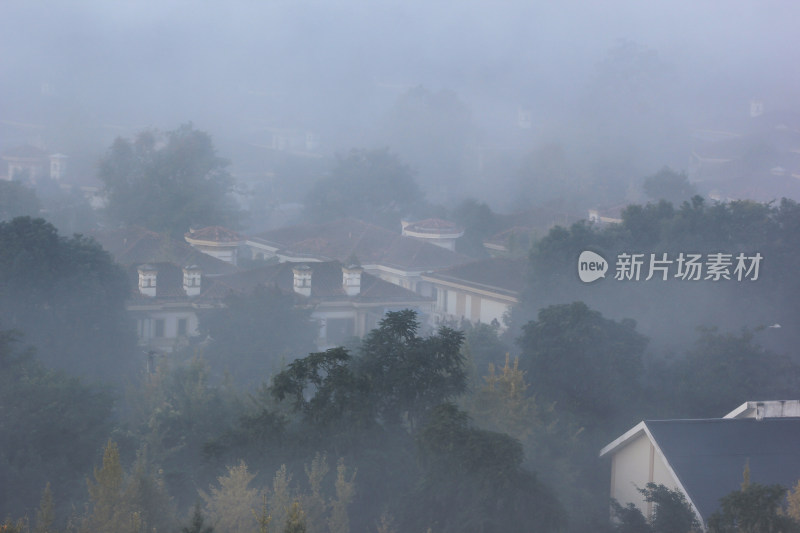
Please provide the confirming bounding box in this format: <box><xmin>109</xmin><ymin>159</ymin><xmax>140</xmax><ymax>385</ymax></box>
<box><xmin>421</xmin><ymin>257</ymin><xmax>526</xmax><ymax>330</ymax></box>
<box><xmin>400</xmin><ymin>218</ymin><xmax>464</xmax><ymax>251</ymax></box>
<box><xmin>184</xmin><ymin>226</ymin><xmax>244</xmax><ymax>266</ymax></box>
<box><xmin>245</xmin><ymin>218</ymin><xmax>472</xmax><ymax>293</ymax></box>
<box><xmin>204</xmin><ymin>261</ymin><xmax>434</xmax><ymax>349</ymax></box>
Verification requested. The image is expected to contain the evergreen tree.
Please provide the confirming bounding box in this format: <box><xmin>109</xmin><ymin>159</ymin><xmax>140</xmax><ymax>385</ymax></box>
<box><xmin>200</xmin><ymin>460</ymin><xmax>262</xmax><ymax>533</ymax></box>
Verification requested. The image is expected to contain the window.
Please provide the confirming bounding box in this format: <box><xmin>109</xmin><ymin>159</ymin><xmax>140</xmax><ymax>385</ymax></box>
<box><xmin>154</xmin><ymin>319</ymin><xmax>165</xmax><ymax>338</ymax></box>
<box><xmin>177</xmin><ymin>318</ymin><xmax>187</xmax><ymax>337</ymax></box>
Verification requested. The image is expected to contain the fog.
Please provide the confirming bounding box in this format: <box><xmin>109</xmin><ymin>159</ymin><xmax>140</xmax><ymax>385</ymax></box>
<box><xmin>3</xmin><ymin>1</ymin><xmax>799</xmax><ymax>211</ymax></box>
<box><xmin>4</xmin><ymin>2</ymin><xmax>800</xmax><ymax>531</ymax></box>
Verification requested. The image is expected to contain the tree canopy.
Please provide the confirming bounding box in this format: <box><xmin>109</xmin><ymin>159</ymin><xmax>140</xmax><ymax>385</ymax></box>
<box><xmin>304</xmin><ymin>148</ymin><xmax>422</xmax><ymax>228</ymax></box>
<box><xmin>98</xmin><ymin>124</ymin><xmax>241</xmax><ymax>237</ymax></box>
<box><xmin>0</xmin><ymin>216</ymin><xmax>135</xmax><ymax>378</ymax></box>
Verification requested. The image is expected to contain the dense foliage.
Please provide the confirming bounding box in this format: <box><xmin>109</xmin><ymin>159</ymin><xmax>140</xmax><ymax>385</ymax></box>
<box><xmin>98</xmin><ymin>124</ymin><xmax>241</xmax><ymax>237</ymax></box>
<box><xmin>0</xmin><ymin>216</ymin><xmax>135</xmax><ymax>378</ymax></box>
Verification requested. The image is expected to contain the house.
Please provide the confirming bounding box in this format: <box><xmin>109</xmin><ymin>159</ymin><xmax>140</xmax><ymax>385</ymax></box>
<box><xmin>244</xmin><ymin>218</ymin><xmax>473</xmax><ymax>294</ymax></box>
<box><xmin>127</xmin><ymin>262</ymin><xmax>218</xmax><ymax>352</ymax></box>
<box><xmin>420</xmin><ymin>257</ymin><xmax>526</xmax><ymax>329</ymax></box>
<box><xmin>91</xmin><ymin>226</ymin><xmax>238</xmax><ymax>352</ymax></box>
<box><xmin>184</xmin><ymin>226</ymin><xmax>244</xmax><ymax>265</ymax></box>
<box><xmin>600</xmin><ymin>400</ymin><xmax>800</xmax><ymax>526</ymax></box>
<box><xmin>204</xmin><ymin>260</ymin><xmax>434</xmax><ymax>349</ymax></box>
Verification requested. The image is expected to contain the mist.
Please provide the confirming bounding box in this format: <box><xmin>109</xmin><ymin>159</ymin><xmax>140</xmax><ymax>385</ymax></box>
<box><xmin>4</xmin><ymin>1</ymin><xmax>800</xmax><ymax>531</ymax></box>
<box><xmin>3</xmin><ymin>1</ymin><xmax>799</xmax><ymax>212</ymax></box>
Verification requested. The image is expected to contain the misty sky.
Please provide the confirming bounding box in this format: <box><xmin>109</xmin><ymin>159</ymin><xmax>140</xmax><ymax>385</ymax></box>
<box><xmin>2</xmin><ymin>1</ymin><xmax>799</xmax><ymax>207</ymax></box>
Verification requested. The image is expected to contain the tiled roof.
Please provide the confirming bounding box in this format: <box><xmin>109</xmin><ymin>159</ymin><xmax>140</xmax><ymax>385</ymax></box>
<box><xmin>422</xmin><ymin>257</ymin><xmax>527</xmax><ymax>297</ymax></box>
<box><xmin>205</xmin><ymin>261</ymin><xmax>432</xmax><ymax>304</ymax></box>
<box><xmin>248</xmin><ymin>218</ymin><xmax>471</xmax><ymax>272</ymax></box>
<box><xmin>185</xmin><ymin>226</ymin><xmax>243</xmax><ymax>243</ymax></box>
<box><xmin>91</xmin><ymin>226</ymin><xmax>238</xmax><ymax>276</ymax></box>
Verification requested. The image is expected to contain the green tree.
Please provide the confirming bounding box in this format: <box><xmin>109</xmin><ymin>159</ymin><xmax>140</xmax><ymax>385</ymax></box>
<box><xmin>412</xmin><ymin>403</ymin><xmax>565</xmax><ymax>533</ymax></box>
<box><xmin>304</xmin><ymin>148</ymin><xmax>421</xmax><ymax>227</ymax></box>
<box><xmin>0</xmin><ymin>216</ymin><xmax>135</xmax><ymax>379</ymax></box>
<box><xmin>666</xmin><ymin>327</ymin><xmax>800</xmax><ymax>418</ymax></box>
<box><xmin>0</xmin><ymin>180</ymin><xmax>40</xmax><ymax>221</ymax></box>
<box><xmin>518</xmin><ymin>302</ymin><xmax>647</xmax><ymax>423</ymax></box>
<box><xmin>199</xmin><ymin>285</ymin><xmax>317</xmax><ymax>388</ymax></box>
<box><xmin>0</xmin><ymin>328</ymin><xmax>114</xmax><ymax>524</ymax></box>
<box><xmin>123</xmin><ymin>356</ymin><xmax>243</xmax><ymax>511</ymax></box>
<box><xmin>98</xmin><ymin>124</ymin><xmax>240</xmax><ymax>237</ymax></box>
<box><xmin>359</xmin><ymin>310</ymin><xmax>466</xmax><ymax>429</ymax></box>
<box><xmin>611</xmin><ymin>483</ymin><xmax>700</xmax><ymax>533</ymax></box>
<box><xmin>642</xmin><ymin>167</ymin><xmax>697</xmax><ymax>206</ymax></box>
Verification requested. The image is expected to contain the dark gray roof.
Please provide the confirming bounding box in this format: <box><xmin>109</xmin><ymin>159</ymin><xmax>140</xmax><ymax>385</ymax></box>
<box><xmin>645</xmin><ymin>418</ymin><xmax>800</xmax><ymax>521</ymax></box>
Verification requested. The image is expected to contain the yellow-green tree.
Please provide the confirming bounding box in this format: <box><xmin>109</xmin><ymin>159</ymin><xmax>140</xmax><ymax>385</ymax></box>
<box><xmin>200</xmin><ymin>460</ymin><xmax>262</xmax><ymax>533</ymax></box>
<box><xmin>327</xmin><ymin>459</ymin><xmax>356</xmax><ymax>533</ymax></box>
<box><xmin>283</xmin><ymin>501</ymin><xmax>306</xmax><ymax>533</ymax></box>
<box><xmin>85</xmin><ymin>440</ymin><xmax>126</xmax><ymax>532</ymax></box>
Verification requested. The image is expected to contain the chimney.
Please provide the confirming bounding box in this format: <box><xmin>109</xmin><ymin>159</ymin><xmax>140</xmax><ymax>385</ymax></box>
<box><xmin>137</xmin><ymin>264</ymin><xmax>157</xmax><ymax>297</ymax></box>
<box><xmin>342</xmin><ymin>264</ymin><xmax>363</xmax><ymax>296</ymax></box>
<box><xmin>292</xmin><ymin>265</ymin><xmax>312</xmax><ymax>297</ymax></box>
<box><xmin>183</xmin><ymin>265</ymin><xmax>201</xmax><ymax>297</ymax></box>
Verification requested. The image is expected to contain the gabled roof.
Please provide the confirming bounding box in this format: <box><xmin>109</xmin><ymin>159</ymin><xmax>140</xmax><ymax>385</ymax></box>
<box><xmin>91</xmin><ymin>226</ymin><xmax>237</xmax><ymax>276</ymax></box>
<box><xmin>204</xmin><ymin>261</ymin><xmax>433</xmax><ymax>305</ymax></box>
<box><xmin>601</xmin><ymin>417</ymin><xmax>800</xmax><ymax>521</ymax></box>
<box><xmin>421</xmin><ymin>257</ymin><xmax>527</xmax><ymax>299</ymax></box>
<box><xmin>247</xmin><ymin>218</ymin><xmax>471</xmax><ymax>272</ymax></box>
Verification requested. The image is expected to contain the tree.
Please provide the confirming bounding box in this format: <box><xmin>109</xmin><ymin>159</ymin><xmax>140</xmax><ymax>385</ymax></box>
<box><xmin>611</xmin><ymin>484</ymin><xmax>700</xmax><ymax>533</ymax></box>
<box><xmin>181</xmin><ymin>503</ymin><xmax>214</xmax><ymax>533</ymax></box>
<box><xmin>200</xmin><ymin>460</ymin><xmax>262</xmax><ymax>533</ymax></box>
<box><xmin>33</xmin><ymin>483</ymin><xmax>54</xmax><ymax>533</ymax></box>
<box><xmin>0</xmin><ymin>328</ymin><xmax>114</xmax><ymax>524</ymax></box>
<box><xmin>411</xmin><ymin>403</ymin><xmax>565</xmax><ymax>533</ymax></box>
<box><xmin>707</xmin><ymin>482</ymin><xmax>800</xmax><ymax>533</ymax></box>
<box><xmin>304</xmin><ymin>148</ymin><xmax>421</xmax><ymax>227</ymax></box>
<box><xmin>359</xmin><ymin>310</ymin><xmax>467</xmax><ymax>428</ymax></box>
<box><xmin>0</xmin><ymin>180</ymin><xmax>40</xmax><ymax>221</ymax></box>
<box><xmin>85</xmin><ymin>440</ymin><xmax>126</xmax><ymax>532</ymax></box>
<box><xmin>327</xmin><ymin>458</ymin><xmax>356</xmax><ymax>533</ymax></box>
<box><xmin>0</xmin><ymin>216</ymin><xmax>135</xmax><ymax>379</ymax></box>
<box><xmin>518</xmin><ymin>302</ymin><xmax>647</xmax><ymax>423</ymax></box>
<box><xmin>98</xmin><ymin>124</ymin><xmax>240</xmax><ymax>237</ymax></box>
<box><xmin>283</xmin><ymin>501</ymin><xmax>307</xmax><ymax>533</ymax></box>
<box><xmin>643</xmin><ymin>167</ymin><xmax>697</xmax><ymax>205</ymax></box>
<box><xmin>199</xmin><ymin>284</ymin><xmax>317</xmax><ymax>388</ymax></box>
<box><xmin>666</xmin><ymin>327</ymin><xmax>800</xmax><ymax>418</ymax></box>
